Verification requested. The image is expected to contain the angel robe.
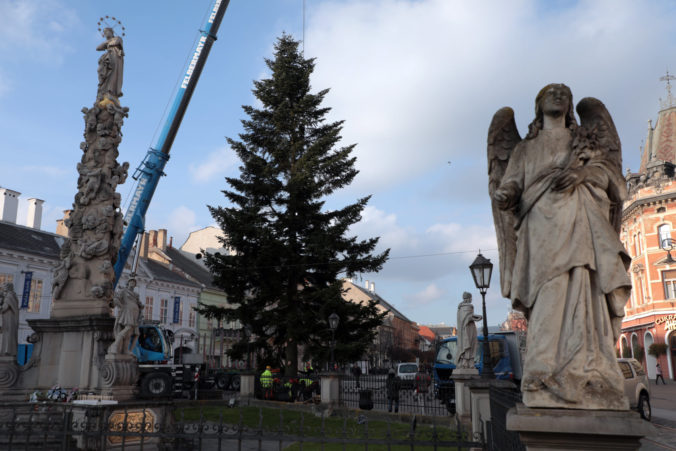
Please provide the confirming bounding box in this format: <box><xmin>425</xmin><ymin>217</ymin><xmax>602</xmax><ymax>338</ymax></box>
<box><xmin>499</xmin><ymin>127</ymin><xmax>632</xmax><ymax>409</ymax></box>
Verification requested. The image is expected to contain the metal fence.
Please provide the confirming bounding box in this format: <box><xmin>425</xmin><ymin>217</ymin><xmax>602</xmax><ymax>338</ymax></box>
<box><xmin>339</xmin><ymin>373</ymin><xmax>454</xmax><ymax>417</ymax></box>
<box><xmin>485</xmin><ymin>385</ymin><xmax>525</xmax><ymax>451</ymax></box>
<box><xmin>0</xmin><ymin>400</ymin><xmax>482</xmax><ymax>450</ymax></box>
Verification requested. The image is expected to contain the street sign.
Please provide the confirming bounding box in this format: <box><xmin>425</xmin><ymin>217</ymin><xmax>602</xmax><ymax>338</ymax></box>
<box><xmin>21</xmin><ymin>272</ymin><xmax>32</xmax><ymax>309</ymax></box>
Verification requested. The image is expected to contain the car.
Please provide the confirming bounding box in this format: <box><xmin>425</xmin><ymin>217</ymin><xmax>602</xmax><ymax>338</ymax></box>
<box><xmin>396</xmin><ymin>362</ymin><xmax>418</xmax><ymax>388</ymax></box>
<box><xmin>617</xmin><ymin>358</ymin><xmax>651</xmax><ymax>421</ymax></box>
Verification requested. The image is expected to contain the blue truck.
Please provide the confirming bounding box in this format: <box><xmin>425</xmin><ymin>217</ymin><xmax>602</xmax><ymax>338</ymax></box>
<box><xmin>133</xmin><ymin>323</ymin><xmax>240</xmax><ymax>398</ymax></box>
<box><xmin>433</xmin><ymin>332</ymin><xmax>522</xmax><ymax>412</ymax></box>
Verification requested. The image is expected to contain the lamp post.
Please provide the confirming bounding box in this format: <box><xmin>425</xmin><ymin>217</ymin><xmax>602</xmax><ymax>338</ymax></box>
<box><xmin>663</xmin><ymin>238</ymin><xmax>675</xmax><ymax>263</ymax></box>
<box><xmin>470</xmin><ymin>253</ymin><xmax>494</xmax><ymax>379</ymax></box>
<box><xmin>244</xmin><ymin>325</ymin><xmax>252</xmax><ymax>370</ymax></box>
<box><xmin>328</xmin><ymin>312</ymin><xmax>339</xmax><ymax>371</ymax></box>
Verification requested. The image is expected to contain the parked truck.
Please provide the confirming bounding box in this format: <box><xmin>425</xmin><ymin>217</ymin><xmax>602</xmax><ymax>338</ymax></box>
<box><xmin>432</xmin><ymin>333</ymin><xmax>519</xmax><ymax>412</ymax></box>
<box><xmin>133</xmin><ymin>322</ymin><xmax>241</xmax><ymax>398</ymax></box>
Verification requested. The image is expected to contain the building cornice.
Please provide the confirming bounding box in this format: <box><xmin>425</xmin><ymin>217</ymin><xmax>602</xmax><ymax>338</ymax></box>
<box><xmin>623</xmin><ymin>191</ymin><xmax>676</xmax><ymax>220</ymax></box>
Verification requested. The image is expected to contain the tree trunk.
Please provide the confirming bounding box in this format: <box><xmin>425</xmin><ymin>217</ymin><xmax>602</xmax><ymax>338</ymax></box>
<box><xmin>285</xmin><ymin>341</ymin><xmax>298</xmax><ymax>377</ymax></box>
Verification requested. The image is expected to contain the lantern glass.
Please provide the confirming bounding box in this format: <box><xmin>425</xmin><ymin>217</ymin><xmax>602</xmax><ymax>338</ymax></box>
<box><xmin>328</xmin><ymin>312</ymin><xmax>339</xmax><ymax>330</ymax></box>
<box><xmin>470</xmin><ymin>253</ymin><xmax>493</xmax><ymax>291</ymax></box>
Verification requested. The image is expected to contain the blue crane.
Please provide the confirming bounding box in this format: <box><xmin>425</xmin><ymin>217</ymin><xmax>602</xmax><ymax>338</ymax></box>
<box><xmin>113</xmin><ymin>0</ymin><xmax>230</xmax><ymax>285</ymax></box>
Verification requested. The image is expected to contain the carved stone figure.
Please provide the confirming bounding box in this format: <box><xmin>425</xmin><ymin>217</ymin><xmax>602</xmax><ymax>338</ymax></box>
<box><xmin>107</xmin><ymin>279</ymin><xmax>143</xmax><ymax>355</ymax></box>
<box><xmin>456</xmin><ymin>292</ymin><xmax>482</xmax><ymax>370</ymax></box>
<box><xmin>488</xmin><ymin>84</ymin><xmax>631</xmax><ymax>410</ymax></box>
<box><xmin>0</xmin><ymin>283</ymin><xmax>19</xmax><ymax>357</ymax></box>
<box><xmin>96</xmin><ymin>27</ymin><xmax>124</xmax><ymax>101</ymax></box>
<box><xmin>51</xmin><ymin>26</ymin><xmax>129</xmax><ymax>316</ymax></box>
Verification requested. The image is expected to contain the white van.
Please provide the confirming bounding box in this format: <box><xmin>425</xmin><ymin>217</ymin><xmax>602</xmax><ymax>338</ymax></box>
<box><xmin>396</xmin><ymin>362</ymin><xmax>418</xmax><ymax>387</ymax></box>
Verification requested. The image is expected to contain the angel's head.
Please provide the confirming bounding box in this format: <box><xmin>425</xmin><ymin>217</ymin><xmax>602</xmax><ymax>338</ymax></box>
<box><xmin>526</xmin><ymin>83</ymin><xmax>577</xmax><ymax>139</ymax></box>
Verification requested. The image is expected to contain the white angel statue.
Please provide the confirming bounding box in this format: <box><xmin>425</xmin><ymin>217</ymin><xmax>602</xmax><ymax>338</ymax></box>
<box><xmin>488</xmin><ymin>83</ymin><xmax>632</xmax><ymax>410</ymax></box>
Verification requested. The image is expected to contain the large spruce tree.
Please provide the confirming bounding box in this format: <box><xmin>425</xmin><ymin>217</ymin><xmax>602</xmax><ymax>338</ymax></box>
<box><xmin>199</xmin><ymin>35</ymin><xmax>389</xmax><ymax>376</ymax></box>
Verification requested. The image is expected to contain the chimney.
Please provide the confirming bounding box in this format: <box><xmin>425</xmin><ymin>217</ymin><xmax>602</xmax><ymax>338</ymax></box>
<box><xmin>55</xmin><ymin>210</ymin><xmax>72</xmax><ymax>237</ymax></box>
<box><xmin>157</xmin><ymin>229</ymin><xmax>167</xmax><ymax>250</ymax></box>
<box><xmin>26</xmin><ymin>198</ymin><xmax>44</xmax><ymax>229</ymax></box>
<box><xmin>140</xmin><ymin>232</ymin><xmax>150</xmax><ymax>258</ymax></box>
<box><xmin>370</xmin><ymin>282</ymin><xmax>375</xmax><ymax>293</ymax></box>
<box><xmin>169</xmin><ymin>237</ymin><xmax>173</xmax><ymax>248</ymax></box>
<box><xmin>149</xmin><ymin>230</ymin><xmax>158</xmax><ymax>248</ymax></box>
<box><xmin>0</xmin><ymin>188</ymin><xmax>21</xmax><ymax>223</ymax></box>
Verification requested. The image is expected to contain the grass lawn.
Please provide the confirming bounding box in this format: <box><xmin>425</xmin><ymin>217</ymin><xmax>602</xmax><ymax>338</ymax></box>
<box><xmin>173</xmin><ymin>404</ymin><xmax>473</xmax><ymax>449</ymax></box>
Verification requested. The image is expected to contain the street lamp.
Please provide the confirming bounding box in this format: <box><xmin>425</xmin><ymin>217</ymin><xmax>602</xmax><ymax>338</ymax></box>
<box><xmin>328</xmin><ymin>312</ymin><xmax>339</xmax><ymax>371</ymax></box>
<box><xmin>244</xmin><ymin>325</ymin><xmax>252</xmax><ymax>370</ymax></box>
<box><xmin>663</xmin><ymin>239</ymin><xmax>675</xmax><ymax>263</ymax></box>
<box><xmin>470</xmin><ymin>253</ymin><xmax>494</xmax><ymax>379</ymax></box>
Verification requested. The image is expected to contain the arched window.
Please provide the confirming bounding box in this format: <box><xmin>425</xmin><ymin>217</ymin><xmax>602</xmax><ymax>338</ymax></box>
<box><xmin>631</xmin><ymin>334</ymin><xmax>640</xmax><ymax>359</ymax></box>
<box><xmin>620</xmin><ymin>335</ymin><xmax>630</xmax><ymax>358</ymax></box>
<box><xmin>659</xmin><ymin>224</ymin><xmax>672</xmax><ymax>249</ymax></box>
<box><xmin>633</xmin><ymin>234</ymin><xmax>638</xmax><ymax>256</ymax></box>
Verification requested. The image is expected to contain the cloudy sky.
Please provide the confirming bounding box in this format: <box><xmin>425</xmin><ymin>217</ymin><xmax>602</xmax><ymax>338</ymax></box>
<box><xmin>0</xmin><ymin>0</ymin><xmax>674</xmax><ymax>327</ymax></box>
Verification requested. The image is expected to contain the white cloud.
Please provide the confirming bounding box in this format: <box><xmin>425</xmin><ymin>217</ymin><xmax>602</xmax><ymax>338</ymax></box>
<box><xmin>404</xmin><ymin>283</ymin><xmax>446</xmax><ymax>306</ymax></box>
<box><xmin>351</xmin><ymin>205</ymin><xmax>496</xmax><ymax>282</ymax></box>
<box><xmin>0</xmin><ymin>0</ymin><xmax>78</xmax><ymax>63</ymax></box>
<box><xmin>305</xmin><ymin>0</ymin><xmax>674</xmax><ymax>193</ymax></box>
<box><xmin>188</xmin><ymin>148</ymin><xmax>238</xmax><ymax>183</ymax></box>
<box><xmin>167</xmin><ymin>205</ymin><xmax>200</xmax><ymax>245</ymax></box>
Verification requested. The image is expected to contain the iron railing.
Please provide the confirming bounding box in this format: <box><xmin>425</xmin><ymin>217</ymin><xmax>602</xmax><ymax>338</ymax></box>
<box><xmin>0</xmin><ymin>400</ymin><xmax>482</xmax><ymax>450</ymax></box>
<box><xmin>485</xmin><ymin>385</ymin><xmax>525</xmax><ymax>451</ymax></box>
<box><xmin>339</xmin><ymin>373</ymin><xmax>454</xmax><ymax>416</ymax></box>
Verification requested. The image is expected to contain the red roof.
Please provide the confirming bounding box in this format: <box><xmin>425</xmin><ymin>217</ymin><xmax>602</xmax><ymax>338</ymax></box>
<box><xmin>418</xmin><ymin>325</ymin><xmax>436</xmax><ymax>341</ymax></box>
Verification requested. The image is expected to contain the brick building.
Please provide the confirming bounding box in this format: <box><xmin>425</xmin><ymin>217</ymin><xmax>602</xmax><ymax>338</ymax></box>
<box><xmin>620</xmin><ymin>85</ymin><xmax>676</xmax><ymax>380</ymax></box>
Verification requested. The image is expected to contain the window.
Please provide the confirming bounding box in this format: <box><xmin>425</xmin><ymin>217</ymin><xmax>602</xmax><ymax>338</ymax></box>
<box><xmin>618</xmin><ymin>361</ymin><xmax>632</xmax><ymax>379</ymax></box>
<box><xmin>178</xmin><ymin>300</ymin><xmax>184</xmax><ymax>326</ymax></box>
<box><xmin>160</xmin><ymin>298</ymin><xmax>168</xmax><ymax>323</ymax></box>
<box><xmin>27</xmin><ymin>279</ymin><xmax>42</xmax><ymax>313</ymax></box>
<box><xmin>144</xmin><ymin>296</ymin><xmax>154</xmax><ymax>320</ymax></box>
<box><xmin>189</xmin><ymin>309</ymin><xmax>196</xmax><ymax>328</ymax></box>
<box><xmin>0</xmin><ymin>273</ymin><xmax>13</xmax><ymax>285</ymax></box>
<box><xmin>659</xmin><ymin>224</ymin><xmax>672</xmax><ymax>249</ymax></box>
<box><xmin>664</xmin><ymin>271</ymin><xmax>676</xmax><ymax>299</ymax></box>
<box><xmin>630</xmin><ymin>360</ymin><xmax>645</xmax><ymax>376</ymax></box>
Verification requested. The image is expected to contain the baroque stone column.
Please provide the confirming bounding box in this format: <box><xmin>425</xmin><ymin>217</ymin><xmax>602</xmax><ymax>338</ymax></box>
<box><xmin>50</xmin><ymin>95</ymin><xmax>129</xmax><ymax>317</ymax></box>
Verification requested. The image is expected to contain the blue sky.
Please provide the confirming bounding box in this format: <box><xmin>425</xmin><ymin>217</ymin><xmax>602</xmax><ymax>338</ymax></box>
<box><xmin>1</xmin><ymin>0</ymin><xmax>675</xmax><ymax>327</ymax></box>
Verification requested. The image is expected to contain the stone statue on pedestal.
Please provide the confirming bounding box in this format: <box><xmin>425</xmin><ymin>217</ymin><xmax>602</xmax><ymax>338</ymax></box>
<box><xmin>107</xmin><ymin>278</ymin><xmax>142</xmax><ymax>355</ymax></box>
<box><xmin>456</xmin><ymin>292</ymin><xmax>482</xmax><ymax>370</ymax></box>
<box><xmin>0</xmin><ymin>283</ymin><xmax>19</xmax><ymax>357</ymax></box>
<box><xmin>488</xmin><ymin>84</ymin><xmax>631</xmax><ymax>410</ymax></box>
<box><xmin>96</xmin><ymin>27</ymin><xmax>124</xmax><ymax>102</ymax></box>
<box><xmin>50</xmin><ymin>24</ymin><xmax>129</xmax><ymax>318</ymax></box>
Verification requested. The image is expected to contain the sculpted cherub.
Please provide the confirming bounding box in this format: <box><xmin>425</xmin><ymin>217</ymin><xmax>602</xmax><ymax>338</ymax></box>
<box><xmin>488</xmin><ymin>84</ymin><xmax>631</xmax><ymax>410</ymax></box>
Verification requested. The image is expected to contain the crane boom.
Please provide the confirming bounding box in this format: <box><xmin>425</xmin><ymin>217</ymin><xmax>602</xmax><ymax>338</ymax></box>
<box><xmin>114</xmin><ymin>0</ymin><xmax>230</xmax><ymax>285</ymax></box>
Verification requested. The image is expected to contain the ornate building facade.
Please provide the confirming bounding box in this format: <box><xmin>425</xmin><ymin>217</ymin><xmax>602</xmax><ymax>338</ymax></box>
<box><xmin>620</xmin><ymin>82</ymin><xmax>676</xmax><ymax>380</ymax></box>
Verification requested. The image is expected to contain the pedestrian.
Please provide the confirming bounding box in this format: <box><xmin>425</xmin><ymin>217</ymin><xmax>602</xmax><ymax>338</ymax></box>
<box><xmin>656</xmin><ymin>363</ymin><xmax>666</xmax><ymax>385</ymax></box>
<box><xmin>414</xmin><ymin>366</ymin><xmax>432</xmax><ymax>415</ymax></box>
<box><xmin>386</xmin><ymin>368</ymin><xmax>401</xmax><ymax>413</ymax></box>
<box><xmin>352</xmin><ymin>363</ymin><xmax>362</xmax><ymax>389</ymax></box>
<box><xmin>260</xmin><ymin>365</ymin><xmax>274</xmax><ymax>399</ymax></box>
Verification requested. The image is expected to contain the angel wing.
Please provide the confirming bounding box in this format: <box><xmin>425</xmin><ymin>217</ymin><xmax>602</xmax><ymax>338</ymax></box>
<box><xmin>487</xmin><ymin>107</ymin><xmax>521</xmax><ymax>299</ymax></box>
<box><xmin>576</xmin><ymin>97</ymin><xmax>625</xmax><ymax>232</ymax></box>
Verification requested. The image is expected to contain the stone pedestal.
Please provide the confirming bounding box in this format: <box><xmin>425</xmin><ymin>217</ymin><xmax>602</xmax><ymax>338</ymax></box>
<box><xmin>100</xmin><ymin>353</ymin><xmax>138</xmax><ymax>400</ymax></box>
<box><xmin>320</xmin><ymin>372</ymin><xmax>341</xmax><ymax>407</ymax></box>
<box><xmin>506</xmin><ymin>404</ymin><xmax>655</xmax><ymax>450</ymax></box>
<box><xmin>0</xmin><ymin>355</ymin><xmax>19</xmax><ymax>389</ymax></box>
<box><xmin>239</xmin><ymin>372</ymin><xmax>256</xmax><ymax>399</ymax></box>
<box><xmin>2</xmin><ymin>316</ymin><xmax>114</xmax><ymax>400</ymax></box>
<box><xmin>452</xmin><ymin>368</ymin><xmax>479</xmax><ymax>423</ymax></box>
<box><xmin>467</xmin><ymin>378</ymin><xmax>516</xmax><ymax>443</ymax></box>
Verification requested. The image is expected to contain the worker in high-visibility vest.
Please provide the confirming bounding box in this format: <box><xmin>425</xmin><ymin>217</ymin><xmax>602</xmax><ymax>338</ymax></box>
<box><xmin>260</xmin><ymin>366</ymin><xmax>273</xmax><ymax>399</ymax></box>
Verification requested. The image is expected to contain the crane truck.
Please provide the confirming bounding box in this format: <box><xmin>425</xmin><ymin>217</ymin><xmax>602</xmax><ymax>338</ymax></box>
<box><xmin>134</xmin><ymin>323</ymin><xmax>240</xmax><ymax>398</ymax></box>
<box><xmin>110</xmin><ymin>0</ymin><xmax>233</xmax><ymax>397</ymax></box>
